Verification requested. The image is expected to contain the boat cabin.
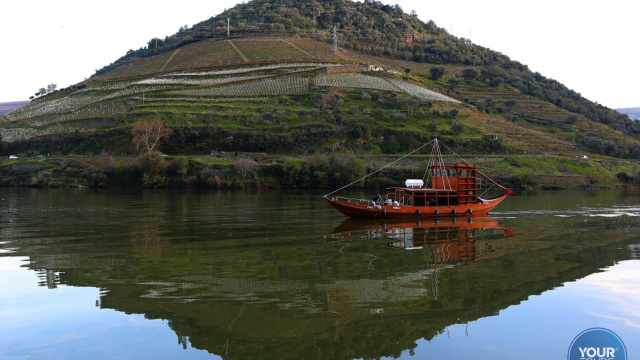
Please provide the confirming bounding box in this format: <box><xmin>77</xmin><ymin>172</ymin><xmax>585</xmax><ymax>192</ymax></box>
<box><xmin>385</xmin><ymin>163</ymin><xmax>479</xmax><ymax>207</ymax></box>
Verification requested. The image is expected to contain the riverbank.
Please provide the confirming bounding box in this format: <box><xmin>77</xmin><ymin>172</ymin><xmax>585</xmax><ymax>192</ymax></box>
<box><xmin>0</xmin><ymin>153</ymin><xmax>637</xmax><ymax>189</ymax></box>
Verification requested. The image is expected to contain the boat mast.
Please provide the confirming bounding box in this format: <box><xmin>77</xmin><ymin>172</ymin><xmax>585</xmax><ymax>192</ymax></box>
<box><xmin>430</xmin><ymin>138</ymin><xmax>452</xmax><ymax>190</ymax></box>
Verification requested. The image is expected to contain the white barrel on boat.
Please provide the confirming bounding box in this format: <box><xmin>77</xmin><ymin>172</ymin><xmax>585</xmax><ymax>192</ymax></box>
<box><xmin>405</xmin><ymin>179</ymin><xmax>424</xmax><ymax>188</ymax></box>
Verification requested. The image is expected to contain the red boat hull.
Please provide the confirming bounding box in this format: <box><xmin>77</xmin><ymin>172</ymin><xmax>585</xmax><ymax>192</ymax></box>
<box><xmin>325</xmin><ymin>193</ymin><xmax>508</xmax><ymax>218</ymax></box>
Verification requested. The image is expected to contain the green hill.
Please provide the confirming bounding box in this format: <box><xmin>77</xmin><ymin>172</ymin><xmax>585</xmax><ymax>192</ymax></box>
<box><xmin>1</xmin><ymin>0</ymin><xmax>639</xmax><ymax>188</ymax></box>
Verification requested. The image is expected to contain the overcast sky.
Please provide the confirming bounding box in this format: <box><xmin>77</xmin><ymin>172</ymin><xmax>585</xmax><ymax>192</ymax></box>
<box><xmin>1</xmin><ymin>0</ymin><xmax>638</xmax><ymax>109</ymax></box>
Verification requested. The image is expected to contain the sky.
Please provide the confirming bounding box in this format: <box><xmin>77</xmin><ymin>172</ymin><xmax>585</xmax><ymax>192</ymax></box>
<box><xmin>1</xmin><ymin>0</ymin><xmax>638</xmax><ymax>109</ymax></box>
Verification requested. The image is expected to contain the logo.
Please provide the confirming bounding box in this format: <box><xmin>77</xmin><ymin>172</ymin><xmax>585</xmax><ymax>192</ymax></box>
<box><xmin>568</xmin><ymin>328</ymin><xmax>627</xmax><ymax>360</ymax></box>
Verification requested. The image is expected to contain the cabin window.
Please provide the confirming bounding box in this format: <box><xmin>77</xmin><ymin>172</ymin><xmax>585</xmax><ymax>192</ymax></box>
<box><xmin>459</xmin><ymin>170</ymin><xmax>468</xmax><ymax>177</ymax></box>
<box><xmin>413</xmin><ymin>193</ymin><xmax>426</xmax><ymax>207</ymax></box>
<box><xmin>449</xmin><ymin>169</ymin><xmax>456</xmax><ymax>177</ymax></box>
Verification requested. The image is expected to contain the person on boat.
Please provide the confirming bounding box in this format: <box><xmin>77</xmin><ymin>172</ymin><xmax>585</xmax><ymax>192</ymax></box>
<box><xmin>384</xmin><ymin>197</ymin><xmax>393</xmax><ymax>206</ymax></box>
<box><xmin>393</xmin><ymin>200</ymin><xmax>400</xmax><ymax>206</ymax></box>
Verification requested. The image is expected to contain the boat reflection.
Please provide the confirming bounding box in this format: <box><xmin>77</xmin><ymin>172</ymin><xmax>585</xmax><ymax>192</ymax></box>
<box><xmin>328</xmin><ymin>217</ymin><xmax>513</xmax><ymax>263</ymax></box>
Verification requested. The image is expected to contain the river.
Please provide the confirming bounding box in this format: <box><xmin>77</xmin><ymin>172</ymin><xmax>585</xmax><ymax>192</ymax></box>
<box><xmin>0</xmin><ymin>188</ymin><xmax>639</xmax><ymax>359</ymax></box>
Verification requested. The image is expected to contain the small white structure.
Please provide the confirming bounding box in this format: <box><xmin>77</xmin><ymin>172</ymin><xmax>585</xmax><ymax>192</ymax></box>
<box><xmin>9</xmin><ymin>155</ymin><xmax>18</xmax><ymax>159</ymax></box>
<box><xmin>405</xmin><ymin>179</ymin><xmax>424</xmax><ymax>188</ymax></box>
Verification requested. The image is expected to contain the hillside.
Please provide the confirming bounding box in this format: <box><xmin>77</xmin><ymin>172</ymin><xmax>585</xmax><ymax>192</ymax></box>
<box><xmin>617</xmin><ymin>107</ymin><xmax>640</xmax><ymax>120</ymax></box>
<box><xmin>1</xmin><ymin>0</ymin><xmax>639</xmax><ymax>189</ymax></box>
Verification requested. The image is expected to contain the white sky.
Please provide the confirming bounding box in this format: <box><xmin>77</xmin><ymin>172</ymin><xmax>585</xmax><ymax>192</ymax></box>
<box><xmin>1</xmin><ymin>0</ymin><xmax>638</xmax><ymax>109</ymax></box>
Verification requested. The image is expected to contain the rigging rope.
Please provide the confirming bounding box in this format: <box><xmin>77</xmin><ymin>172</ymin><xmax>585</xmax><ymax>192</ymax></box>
<box><xmin>436</xmin><ymin>140</ymin><xmax>454</xmax><ymax>190</ymax></box>
<box><xmin>324</xmin><ymin>139</ymin><xmax>435</xmax><ymax>197</ymax></box>
<box><xmin>478</xmin><ymin>183</ymin><xmax>495</xmax><ymax>198</ymax></box>
<box><xmin>440</xmin><ymin>141</ymin><xmax>471</xmax><ymax>165</ymax></box>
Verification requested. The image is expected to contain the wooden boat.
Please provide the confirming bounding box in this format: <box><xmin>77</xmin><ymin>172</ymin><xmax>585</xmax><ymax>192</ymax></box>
<box><xmin>325</xmin><ymin>139</ymin><xmax>512</xmax><ymax>218</ymax></box>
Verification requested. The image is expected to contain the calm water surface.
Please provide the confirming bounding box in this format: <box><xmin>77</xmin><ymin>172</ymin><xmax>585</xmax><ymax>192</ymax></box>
<box><xmin>0</xmin><ymin>188</ymin><xmax>639</xmax><ymax>359</ymax></box>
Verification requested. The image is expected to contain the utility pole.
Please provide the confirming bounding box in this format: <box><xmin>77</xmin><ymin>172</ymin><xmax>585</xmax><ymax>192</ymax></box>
<box><xmin>331</xmin><ymin>25</ymin><xmax>338</xmax><ymax>52</ymax></box>
<box><xmin>227</xmin><ymin>17</ymin><xmax>230</xmax><ymax>37</ymax></box>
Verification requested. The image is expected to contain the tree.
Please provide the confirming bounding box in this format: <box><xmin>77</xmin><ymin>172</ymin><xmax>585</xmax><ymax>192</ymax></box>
<box><xmin>401</xmin><ymin>51</ymin><xmax>413</xmax><ymax>60</ymax></box>
<box><xmin>461</xmin><ymin>68</ymin><xmax>478</xmax><ymax>80</ymax></box>
<box><xmin>404</xmin><ymin>96</ymin><xmax>419</xmax><ymax>115</ymax></box>
<box><xmin>131</xmin><ymin>119</ymin><xmax>173</xmax><ymax>154</ymax></box>
<box><xmin>234</xmin><ymin>158</ymin><xmax>257</xmax><ymax>178</ymax></box>
<box><xmin>450</xmin><ymin>120</ymin><xmax>464</xmax><ymax>134</ymax></box>
<box><xmin>448</xmin><ymin>76</ymin><xmax>460</xmax><ymax>90</ymax></box>
<box><xmin>148</xmin><ymin>38</ymin><xmax>164</xmax><ymax>49</ymax></box>
<box><xmin>490</xmin><ymin>77</ymin><xmax>504</xmax><ymax>87</ymax></box>
<box><xmin>429</xmin><ymin>66</ymin><xmax>446</xmax><ymax>80</ymax></box>
<box><xmin>505</xmin><ymin>99</ymin><xmax>517</xmax><ymax>108</ymax></box>
<box><xmin>46</xmin><ymin>83</ymin><xmax>57</xmax><ymax>93</ymax></box>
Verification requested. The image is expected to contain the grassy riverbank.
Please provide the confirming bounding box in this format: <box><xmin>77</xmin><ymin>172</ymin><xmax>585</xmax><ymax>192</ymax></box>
<box><xmin>1</xmin><ymin>153</ymin><xmax>637</xmax><ymax>190</ymax></box>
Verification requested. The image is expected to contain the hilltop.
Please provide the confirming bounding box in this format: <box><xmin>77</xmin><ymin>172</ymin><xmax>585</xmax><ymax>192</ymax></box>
<box><xmin>1</xmin><ymin>0</ymin><xmax>639</xmax><ymax>189</ymax></box>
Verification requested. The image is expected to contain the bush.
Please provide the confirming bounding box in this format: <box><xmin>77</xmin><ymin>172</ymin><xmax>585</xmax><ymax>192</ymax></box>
<box><xmin>280</xmin><ymin>154</ymin><xmax>365</xmax><ymax>189</ymax></box>
<box><xmin>168</xmin><ymin>157</ymin><xmax>189</xmax><ymax>178</ymax></box>
<box><xmin>462</xmin><ymin>68</ymin><xmax>478</xmax><ymax>80</ymax></box>
<box><xmin>234</xmin><ymin>158</ymin><xmax>257</xmax><ymax>178</ymax></box>
<box><xmin>429</xmin><ymin>66</ymin><xmax>446</xmax><ymax>80</ymax></box>
<box><xmin>616</xmin><ymin>172</ymin><xmax>632</xmax><ymax>183</ymax></box>
<box><xmin>450</xmin><ymin>120</ymin><xmax>464</xmax><ymax>134</ymax></box>
<box><xmin>490</xmin><ymin>77</ymin><xmax>504</xmax><ymax>87</ymax></box>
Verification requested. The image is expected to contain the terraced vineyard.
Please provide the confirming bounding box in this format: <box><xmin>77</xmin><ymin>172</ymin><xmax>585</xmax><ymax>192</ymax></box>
<box><xmin>172</xmin><ymin>76</ymin><xmax>310</xmax><ymax>97</ymax></box>
<box><xmin>316</xmin><ymin>75</ymin><xmax>398</xmax><ymax>92</ymax></box>
<box><xmin>389</xmin><ymin>80</ymin><xmax>460</xmax><ymax>103</ymax></box>
<box><xmin>1</xmin><ymin>52</ymin><xmax>463</xmax><ymax>142</ymax></box>
<box><xmin>3</xmin><ymin>34</ymin><xmax>639</xmax><ymax>169</ymax></box>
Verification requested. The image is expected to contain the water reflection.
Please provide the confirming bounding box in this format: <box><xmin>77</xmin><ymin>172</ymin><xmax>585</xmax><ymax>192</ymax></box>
<box><xmin>327</xmin><ymin>217</ymin><xmax>514</xmax><ymax>302</ymax></box>
<box><xmin>1</xmin><ymin>189</ymin><xmax>639</xmax><ymax>360</ymax></box>
<box><xmin>329</xmin><ymin>217</ymin><xmax>513</xmax><ymax>256</ymax></box>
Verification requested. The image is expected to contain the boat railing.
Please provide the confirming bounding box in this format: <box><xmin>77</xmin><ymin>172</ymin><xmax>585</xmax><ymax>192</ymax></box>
<box><xmin>334</xmin><ymin>196</ymin><xmax>375</xmax><ymax>205</ymax></box>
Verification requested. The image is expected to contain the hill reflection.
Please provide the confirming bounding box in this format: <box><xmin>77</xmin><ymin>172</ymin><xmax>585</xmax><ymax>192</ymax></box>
<box><xmin>1</xmin><ymin>189</ymin><xmax>638</xmax><ymax>360</ymax></box>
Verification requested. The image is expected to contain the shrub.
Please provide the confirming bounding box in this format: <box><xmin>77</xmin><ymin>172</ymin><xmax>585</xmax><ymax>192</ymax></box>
<box><xmin>450</xmin><ymin>120</ymin><xmax>464</xmax><ymax>134</ymax></box>
<box><xmin>490</xmin><ymin>77</ymin><xmax>504</xmax><ymax>87</ymax></box>
<box><xmin>168</xmin><ymin>157</ymin><xmax>189</xmax><ymax>178</ymax></box>
<box><xmin>462</xmin><ymin>68</ymin><xmax>478</xmax><ymax>80</ymax></box>
<box><xmin>234</xmin><ymin>158</ymin><xmax>258</xmax><ymax>178</ymax></box>
<box><xmin>429</xmin><ymin>66</ymin><xmax>446</xmax><ymax>80</ymax></box>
